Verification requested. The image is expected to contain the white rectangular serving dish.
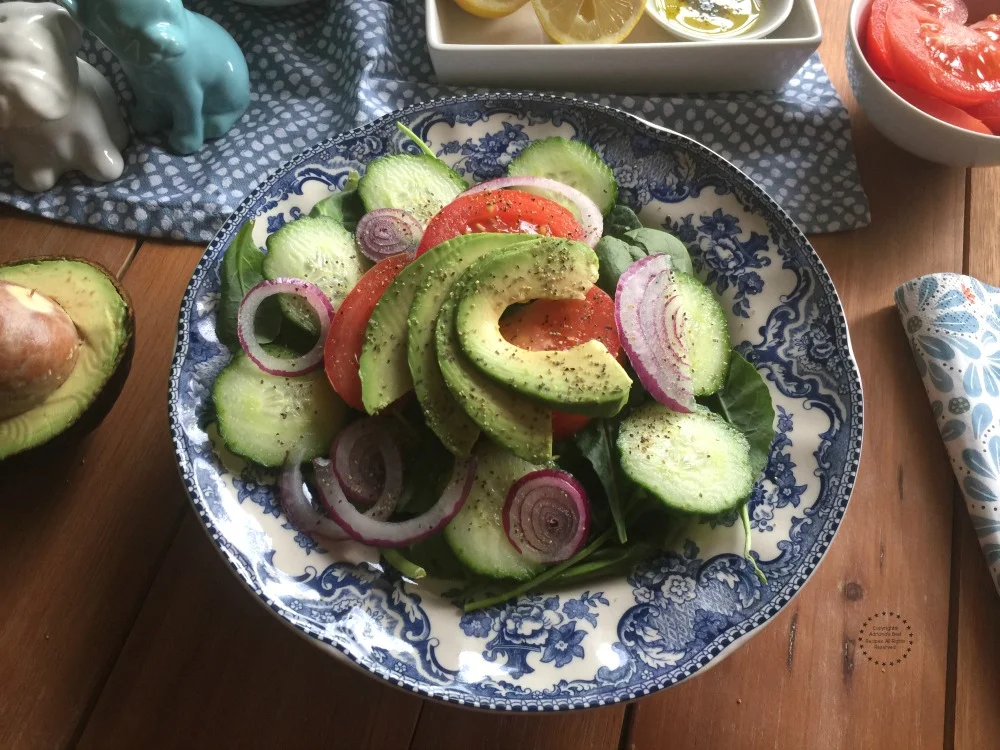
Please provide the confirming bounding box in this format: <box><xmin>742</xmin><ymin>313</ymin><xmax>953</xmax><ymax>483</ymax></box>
<box><xmin>426</xmin><ymin>0</ymin><xmax>822</xmax><ymax>95</ymax></box>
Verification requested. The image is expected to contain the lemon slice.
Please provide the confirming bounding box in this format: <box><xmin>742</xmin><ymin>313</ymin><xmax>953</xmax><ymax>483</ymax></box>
<box><xmin>532</xmin><ymin>0</ymin><xmax>645</xmax><ymax>43</ymax></box>
<box><xmin>454</xmin><ymin>0</ymin><xmax>530</xmax><ymax>19</ymax></box>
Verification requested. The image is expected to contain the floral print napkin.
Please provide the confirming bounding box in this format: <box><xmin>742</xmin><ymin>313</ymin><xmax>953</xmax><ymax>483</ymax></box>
<box><xmin>896</xmin><ymin>274</ymin><xmax>1000</xmax><ymax>595</ymax></box>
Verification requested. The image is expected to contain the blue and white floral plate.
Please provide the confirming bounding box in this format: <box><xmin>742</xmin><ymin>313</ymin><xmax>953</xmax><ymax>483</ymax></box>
<box><xmin>168</xmin><ymin>94</ymin><xmax>863</xmax><ymax>711</ymax></box>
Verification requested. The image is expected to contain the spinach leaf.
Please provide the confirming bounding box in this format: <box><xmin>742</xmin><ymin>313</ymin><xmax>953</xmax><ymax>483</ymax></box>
<box><xmin>574</xmin><ymin>420</ymin><xmax>627</xmax><ymax>543</ymax></box>
<box><xmin>381</xmin><ymin>549</ymin><xmax>427</xmax><ymax>580</ymax></box>
<box><xmin>396</xmin><ymin>122</ymin><xmax>437</xmax><ymax>158</ymax></box>
<box><xmin>594</xmin><ymin>235</ymin><xmax>643</xmax><ymax>296</ymax></box>
<box><xmin>740</xmin><ymin>501</ymin><xmax>767</xmax><ymax>584</ymax></box>
<box><xmin>216</xmin><ymin>221</ymin><xmax>281</xmax><ymax>352</ymax></box>
<box><xmin>604</xmin><ymin>204</ymin><xmax>643</xmax><ymax>238</ymax></box>
<box><xmin>701</xmin><ymin>350</ymin><xmax>776</xmax><ymax>477</ymax></box>
<box><xmin>623</xmin><ymin>227</ymin><xmax>694</xmax><ymax>275</ymax></box>
<box><xmin>309</xmin><ymin>170</ymin><xmax>364</xmax><ymax>231</ymax></box>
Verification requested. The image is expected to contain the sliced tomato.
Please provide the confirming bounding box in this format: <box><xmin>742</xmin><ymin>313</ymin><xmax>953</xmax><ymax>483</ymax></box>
<box><xmin>324</xmin><ymin>254</ymin><xmax>410</xmax><ymax>411</ymax></box>
<box><xmin>965</xmin><ymin>99</ymin><xmax>1000</xmax><ymax>134</ymax></box>
<box><xmin>887</xmin><ymin>81</ymin><xmax>994</xmax><ymax>134</ymax></box>
<box><xmin>865</xmin><ymin>0</ymin><xmax>896</xmax><ymax>79</ymax></box>
<box><xmin>910</xmin><ymin>0</ymin><xmax>967</xmax><ymax>23</ymax></box>
<box><xmin>416</xmin><ymin>189</ymin><xmax>584</xmax><ymax>255</ymax></box>
<box><xmin>500</xmin><ymin>286</ymin><xmax>620</xmax><ymax>440</ymax></box>
<box><xmin>886</xmin><ymin>0</ymin><xmax>1000</xmax><ymax>107</ymax></box>
<box><xmin>971</xmin><ymin>13</ymin><xmax>1000</xmax><ymax>42</ymax></box>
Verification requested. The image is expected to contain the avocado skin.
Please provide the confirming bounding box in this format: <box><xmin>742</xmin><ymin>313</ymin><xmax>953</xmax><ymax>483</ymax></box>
<box><xmin>0</xmin><ymin>256</ymin><xmax>135</xmax><ymax>463</ymax></box>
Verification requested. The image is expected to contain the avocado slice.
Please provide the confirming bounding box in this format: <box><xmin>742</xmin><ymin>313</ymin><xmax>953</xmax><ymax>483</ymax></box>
<box><xmin>455</xmin><ymin>239</ymin><xmax>632</xmax><ymax>418</ymax></box>
<box><xmin>0</xmin><ymin>257</ymin><xmax>134</xmax><ymax>460</ymax></box>
<box><xmin>359</xmin><ymin>233</ymin><xmax>528</xmax><ymax>416</ymax></box>
<box><xmin>436</xmin><ymin>271</ymin><xmax>552</xmax><ymax>464</ymax></box>
<box><xmin>406</xmin><ymin>233</ymin><xmax>532</xmax><ymax>456</ymax></box>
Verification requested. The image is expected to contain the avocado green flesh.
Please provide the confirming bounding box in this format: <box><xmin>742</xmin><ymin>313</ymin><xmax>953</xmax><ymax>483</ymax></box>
<box><xmin>444</xmin><ymin>440</ymin><xmax>545</xmax><ymax>581</ymax></box>
<box><xmin>0</xmin><ymin>260</ymin><xmax>129</xmax><ymax>460</ymax></box>
<box><xmin>456</xmin><ymin>239</ymin><xmax>632</xmax><ymax>418</ymax></box>
<box><xmin>436</xmin><ymin>284</ymin><xmax>552</xmax><ymax>464</ymax></box>
<box><xmin>406</xmin><ymin>233</ymin><xmax>532</xmax><ymax>455</ymax></box>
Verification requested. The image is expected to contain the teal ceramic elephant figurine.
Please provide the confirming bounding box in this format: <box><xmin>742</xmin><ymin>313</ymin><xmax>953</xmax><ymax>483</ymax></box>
<box><xmin>60</xmin><ymin>0</ymin><xmax>250</xmax><ymax>155</ymax></box>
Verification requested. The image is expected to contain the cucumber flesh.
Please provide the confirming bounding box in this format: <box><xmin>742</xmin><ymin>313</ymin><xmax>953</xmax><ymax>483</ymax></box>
<box><xmin>444</xmin><ymin>441</ymin><xmax>545</xmax><ymax>581</ymax></box>
<box><xmin>617</xmin><ymin>403</ymin><xmax>753</xmax><ymax>515</ymax></box>
<box><xmin>358</xmin><ymin>154</ymin><xmax>468</xmax><ymax>226</ymax></box>
<box><xmin>213</xmin><ymin>355</ymin><xmax>347</xmax><ymax>467</ymax></box>
<box><xmin>262</xmin><ymin>216</ymin><xmax>369</xmax><ymax>334</ymax></box>
<box><xmin>507</xmin><ymin>137</ymin><xmax>618</xmax><ymax>215</ymax></box>
<box><xmin>674</xmin><ymin>272</ymin><xmax>731</xmax><ymax>396</ymax></box>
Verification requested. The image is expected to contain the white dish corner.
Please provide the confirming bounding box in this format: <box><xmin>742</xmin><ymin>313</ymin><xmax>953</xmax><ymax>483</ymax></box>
<box><xmin>426</xmin><ymin>0</ymin><xmax>822</xmax><ymax>95</ymax></box>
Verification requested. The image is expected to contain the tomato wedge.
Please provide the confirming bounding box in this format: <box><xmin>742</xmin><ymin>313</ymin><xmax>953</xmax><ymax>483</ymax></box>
<box><xmin>866</xmin><ymin>0</ymin><xmax>968</xmax><ymax>79</ymax></box>
<box><xmin>887</xmin><ymin>81</ymin><xmax>994</xmax><ymax>133</ymax></box>
<box><xmin>966</xmin><ymin>99</ymin><xmax>1000</xmax><ymax>134</ymax></box>
<box><xmin>971</xmin><ymin>14</ymin><xmax>1000</xmax><ymax>42</ymax></box>
<box><xmin>865</xmin><ymin>0</ymin><xmax>896</xmax><ymax>79</ymax></box>
<box><xmin>416</xmin><ymin>189</ymin><xmax>584</xmax><ymax>255</ymax></box>
<box><xmin>886</xmin><ymin>0</ymin><xmax>1000</xmax><ymax>107</ymax></box>
<box><xmin>500</xmin><ymin>286</ymin><xmax>621</xmax><ymax>440</ymax></box>
<box><xmin>324</xmin><ymin>254</ymin><xmax>410</xmax><ymax>411</ymax></box>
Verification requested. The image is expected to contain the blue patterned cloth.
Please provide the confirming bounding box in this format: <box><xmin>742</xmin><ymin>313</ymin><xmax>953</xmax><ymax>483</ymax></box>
<box><xmin>896</xmin><ymin>275</ymin><xmax>1000</xmax><ymax>595</ymax></box>
<box><xmin>0</xmin><ymin>0</ymin><xmax>870</xmax><ymax>242</ymax></box>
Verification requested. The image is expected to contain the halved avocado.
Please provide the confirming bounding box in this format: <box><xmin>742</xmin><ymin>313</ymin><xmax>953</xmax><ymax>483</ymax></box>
<box><xmin>0</xmin><ymin>257</ymin><xmax>134</xmax><ymax>460</ymax></box>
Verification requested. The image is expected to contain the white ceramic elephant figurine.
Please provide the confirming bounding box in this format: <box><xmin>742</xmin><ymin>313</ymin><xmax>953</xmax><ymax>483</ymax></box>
<box><xmin>0</xmin><ymin>2</ymin><xmax>127</xmax><ymax>192</ymax></box>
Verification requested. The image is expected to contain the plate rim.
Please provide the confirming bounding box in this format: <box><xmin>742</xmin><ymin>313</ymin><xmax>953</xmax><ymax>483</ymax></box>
<box><xmin>167</xmin><ymin>91</ymin><xmax>864</xmax><ymax>711</ymax></box>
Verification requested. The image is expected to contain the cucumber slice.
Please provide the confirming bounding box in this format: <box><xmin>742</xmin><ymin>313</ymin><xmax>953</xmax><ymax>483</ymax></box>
<box><xmin>213</xmin><ymin>355</ymin><xmax>347</xmax><ymax>467</ymax></box>
<box><xmin>507</xmin><ymin>137</ymin><xmax>618</xmax><ymax>215</ymax></box>
<box><xmin>674</xmin><ymin>272</ymin><xmax>731</xmax><ymax>396</ymax></box>
<box><xmin>617</xmin><ymin>403</ymin><xmax>753</xmax><ymax>515</ymax></box>
<box><xmin>444</xmin><ymin>441</ymin><xmax>545</xmax><ymax>581</ymax></box>
<box><xmin>358</xmin><ymin>154</ymin><xmax>468</xmax><ymax>225</ymax></box>
<box><xmin>262</xmin><ymin>216</ymin><xmax>369</xmax><ymax>334</ymax></box>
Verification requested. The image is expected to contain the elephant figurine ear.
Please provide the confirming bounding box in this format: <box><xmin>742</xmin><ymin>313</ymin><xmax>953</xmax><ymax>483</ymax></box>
<box><xmin>51</xmin><ymin>4</ymin><xmax>83</xmax><ymax>54</ymax></box>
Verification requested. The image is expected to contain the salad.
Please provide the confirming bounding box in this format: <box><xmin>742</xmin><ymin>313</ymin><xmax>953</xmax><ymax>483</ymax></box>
<box><xmin>210</xmin><ymin>125</ymin><xmax>776</xmax><ymax>611</ymax></box>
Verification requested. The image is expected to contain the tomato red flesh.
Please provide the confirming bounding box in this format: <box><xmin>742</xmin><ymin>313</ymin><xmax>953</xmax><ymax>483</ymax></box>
<box><xmin>966</xmin><ymin>98</ymin><xmax>1000</xmax><ymax>134</ymax></box>
<box><xmin>865</xmin><ymin>0</ymin><xmax>897</xmax><ymax>79</ymax></box>
<box><xmin>886</xmin><ymin>0</ymin><xmax>1000</xmax><ymax>107</ymax></box>
<box><xmin>971</xmin><ymin>14</ymin><xmax>1000</xmax><ymax>42</ymax></box>
<box><xmin>500</xmin><ymin>286</ymin><xmax>621</xmax><ymax>440</ymax></box>
<box><xmin>416</xmin><ymin>189</ymin><xmax>584</xmax><ymax>255</ymax></box>
<box><xmin>324</xmin><ymin>254</ymin><xmax>410</xmax><ymax>411</ymax></box>
<box><xmin>887</xmin><ymin>80</ymin><xmax>994</xmax><ymax>133</ymax></box>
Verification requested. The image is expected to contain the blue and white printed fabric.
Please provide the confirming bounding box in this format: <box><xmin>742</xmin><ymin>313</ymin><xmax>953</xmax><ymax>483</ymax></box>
<box><xmin>0</xmin><ymin>0</ymin><xmax>870</xmax><ymax>241</ymax></box>
<box><xmin>896</xmin><ymin>274</ymin><xmax>1000</xmax><ymax>596</ymax></box>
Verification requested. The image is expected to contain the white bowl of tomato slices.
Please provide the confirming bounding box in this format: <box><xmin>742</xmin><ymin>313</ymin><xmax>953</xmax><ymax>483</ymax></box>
<box><xmin>847</xmin><ymin>0</ymin><xmax>1000</xmax><ymax>166</ymax></box>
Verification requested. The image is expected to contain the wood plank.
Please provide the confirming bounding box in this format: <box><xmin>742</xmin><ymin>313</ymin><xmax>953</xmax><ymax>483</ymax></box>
<box><xmin>0</xmin><ymin>240</ymin><xmax>204</xmax><ymax>749</ymax></box>
<box><xmin>409</xmin><ymin>702</ymin><xmax>626</xmax><ymax>750</ymax></box>
<box><xmin>626</xmin><ymin>0</ymin><xmax>964</xmax><ymax>746</ymax></box>
<box><xmin>0</xmin><ymin>208</ymin><xmax>137</xmax><ymax>272</ymax></box>
<box><xmin>76</xmin><ymin>513</ymin><xmax>423</xmax><ymax>749</ymax></box>
<box><xmin>953</xmin><ymin>167</ymin><xmax>1000</xmax><ymax>750</ymax></box>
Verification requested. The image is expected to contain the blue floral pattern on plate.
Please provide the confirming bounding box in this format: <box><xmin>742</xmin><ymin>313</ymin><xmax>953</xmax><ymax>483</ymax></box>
<box><xmin>896</xmin><ymin>274</ymin><xmax>1000</xmax><ymax>594</ymax></box>
<box><xmin>167</xmin><ymin>94</ymin><xmax>864</xmax><ymax>711</ymax></box>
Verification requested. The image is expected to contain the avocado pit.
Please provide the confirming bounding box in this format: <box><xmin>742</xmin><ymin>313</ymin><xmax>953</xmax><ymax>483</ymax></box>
<box><xmin>0</xmin><ymin>280</ymin><xmax>82</xmax><ymax>419</ymax></box>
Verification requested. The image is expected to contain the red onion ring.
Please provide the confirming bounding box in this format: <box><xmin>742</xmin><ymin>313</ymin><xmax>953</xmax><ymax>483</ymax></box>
<box><xmin>280</xmin><ymin>447</ymin><xmax>401</xmax><ymax>543</ymax></box>
<box><xmin>502</xmin><ymin>469</ymin><xmax>590</xmax><ymax>564</ymax></box>
<box><xmin>237</xmin><ymin>278</ymin><xmax>333</xmax><ymax>376</ymax></box>
<box><xmin>331</xmin><ymin>418</ymin><xmax>404</xmax><ymax>507</ymax></box>
<box><xmin>462</xmin><ymin>176</ymin><xmax>603</xmax><ymax>248</ymax></box>
<box><xmin>313</xmin><ymin>456</ymin><xmax>476</xmax><ymax>548</ymax></box>
<box><xmin>615</xmin><ymin>254</ymin><xmax>695</xmax><ymax>413</ymax></box>
<box><xmin>354</xmin><ymin>208</ymin><xmax>422</xmax><ymax>261</ymax></box>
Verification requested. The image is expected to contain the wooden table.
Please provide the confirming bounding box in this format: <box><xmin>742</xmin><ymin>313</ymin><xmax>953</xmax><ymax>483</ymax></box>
<box><xmin>2</xmin><ymin>0</ymin><xmax>999</xmax><ymax>747</ymax></box>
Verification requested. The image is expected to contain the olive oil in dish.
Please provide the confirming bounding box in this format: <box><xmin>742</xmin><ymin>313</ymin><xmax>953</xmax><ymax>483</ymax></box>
<box><xmin>650</xmin><ymin>0</ymin><xmax>762</xmax><ymax>38</ymax></box>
